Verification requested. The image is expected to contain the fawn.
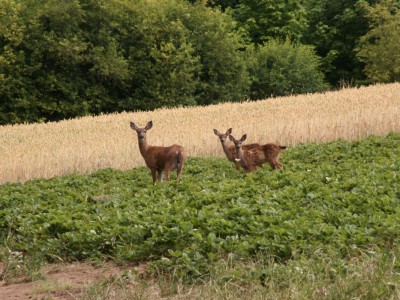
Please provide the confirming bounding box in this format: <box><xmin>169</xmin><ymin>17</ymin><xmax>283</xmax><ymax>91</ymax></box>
<box><xmin>130</xmin><ymin>121</ymin><xmax>186</xmax><ymax>182</ymax></box>
<box><xmin>213</xmin><ymin>128</ymin><xmax>259</xmax><ymax>170</ymax></box>
<box><xmin>229</xmin><ymin>134</ymin><xmax>286</xmax><ymax>173</ymax></box>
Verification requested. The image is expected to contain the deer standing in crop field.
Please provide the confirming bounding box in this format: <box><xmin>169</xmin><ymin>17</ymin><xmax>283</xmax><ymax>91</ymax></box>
<box><xmin>213</xmin><ymin>128</ymin><xmax>260</xmax><ymax>170</ymax></box>
<box><xmin>130</xmin><ymin>121</ymin><xmax>186</xmax><ymax>182</ymax></box>
<box><xmin>229</xmin><ymin>134</ymin><xmax>286</xmax><ymax>173</ymax></box>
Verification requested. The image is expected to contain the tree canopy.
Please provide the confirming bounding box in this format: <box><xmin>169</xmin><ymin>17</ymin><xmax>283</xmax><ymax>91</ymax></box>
<box><xmin>356</xmin><ymin>0</ymin><xmax>400</xmax><ymax>83</ymax></box>
<box><xmin>1</xmin><ymin>0</ymin><xmax>398</xmax><ymax>124</ymax></box>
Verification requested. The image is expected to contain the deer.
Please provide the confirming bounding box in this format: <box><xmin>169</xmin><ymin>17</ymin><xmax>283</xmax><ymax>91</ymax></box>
<box><xmin>228</xmin><ymin>134</ymin><xmax>286</xmax><ymax>173</ymax></box>
<box><xmin>213</xmin><ymin>128</ymin><xmax>260</xmax><ymax>170</ymax></box>
<box><xmin>130</xmin><ymin>121</ymin><xmax>186</xmax><ymax>183</ymax></box>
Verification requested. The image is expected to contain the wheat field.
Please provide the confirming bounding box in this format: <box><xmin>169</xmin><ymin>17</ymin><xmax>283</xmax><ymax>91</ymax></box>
<box><xmin>1</xmin><ymin>83</ymin><xmax>399</xmax><ymax>184</ymax></box>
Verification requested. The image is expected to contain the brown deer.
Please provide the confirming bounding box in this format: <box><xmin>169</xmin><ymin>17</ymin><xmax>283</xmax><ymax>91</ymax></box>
<box><xmin>130</xmin><ymin>121</ymin><xmax>186</xmax><ymax>182</ymax></box>
<box><xmin>213</xmin><ymin>128</ymin><xmax>259</xmax><ymax>170</ymax></box>
<box><xmin>229</xmin><ymin>134</ymin><xmax>286</xmax><ymax>173</ymax></box>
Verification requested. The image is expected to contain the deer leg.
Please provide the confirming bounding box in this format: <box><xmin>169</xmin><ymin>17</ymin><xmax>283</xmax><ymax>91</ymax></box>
<box><xmin>274</xmin><ymin>153</ymin><xmax>283</xmax><ymax>169</ymax></box>
<box><xmin>164</xmin><ymin>169</ymin><xmax>171</xmax><ymax>181</ymax></box>
<box><xmin>267</xmin><ymin>160</ymin><xmax>276</xmax><ymax>170</ymax></box>
<box><xmin>176</xmin><ymin>161</ymin><xmax>185</xmax><ymax>180</ymax></box>
<box><xmin>157</xmin><ymin>171</ymin><xmax>163</xmax><ymax>182</ymax></box>
<box><xmin>271</xmin><ymin>154</ymin><xmax>283</xmax><ymax>169</ymax></box>
<box><xmin>270</xmin><ymin>160</ymin><xmax>283</xmax><ymax>170</ymax></box>
<box><xmin>150</xmin><ymin>169</ymin><xmax>157</xmax><ymax>183</ymax></box>
<box><xmin>234</xmin><ymin>160</ymin><xmax>241</xmax><ymax>171</ymax></box>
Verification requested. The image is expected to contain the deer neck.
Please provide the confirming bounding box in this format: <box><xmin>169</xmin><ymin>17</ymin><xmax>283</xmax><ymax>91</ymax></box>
<box><xmin>235</xmin><ymin>146</ymin><xmax>248</xmax><ymax>166</ymax></box>
<box><xmin>138</xmin><ymin>137</ymin><xmax>150</xmax><ymax>157</ymax></box>
<box><xmin>221</xmin><ymin>140</ymin><xmax>235</xmax><ymax>161</ymax></box>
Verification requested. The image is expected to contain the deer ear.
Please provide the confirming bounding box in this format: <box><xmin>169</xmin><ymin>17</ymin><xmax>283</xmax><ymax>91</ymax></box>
<box><xmin>226</xmin><ymin>128</ymin><xmax>232</xmax><ymax>135</ymax></box>
<box><xmin>145</xmin><ymin>121</ymin><xmax>153</xmax><ymax>130</ymax></box>
<box><xmin>240</xmin><ymin>134</ymin><xmax>247</xmax><ymax>142</ymax></box>
<box><xmin>229</xmin><ymin>135</ymin><xmax>235</xmax><ymax>142</ymax></box>
<box><xmin>130</xmin><ymin>122</ymin><xmax>137</xmax><ymax>130</ymax></box>
<box><xmin>213</xmin><ymin>129</ymin><xmax>220</xmax><ymax>136</ymax></box>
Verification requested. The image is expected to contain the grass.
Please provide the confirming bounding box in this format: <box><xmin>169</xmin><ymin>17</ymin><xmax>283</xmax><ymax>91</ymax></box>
<box><xmin>0</xmin><ymin>83</ymin><xmax>399</xmax><ymax>184</ymax></box>
<box><xmin>2</xmin><ymin>249</ymin><xmax>400</xmax><ymax>299</ymax></box>
<box><xmin>0</xmin><ymin>246</ymin><xmax>45</xmax><ymax>284</ymax></box>
<box><xmin>77</xmin><ymin>249</ymin><xmax>400</xmax><ymax>299</ymax></box>
<box><xmin>33</xmin><ymin>279</ymin><xmax>73</xmax><ymax>296</ymax></box>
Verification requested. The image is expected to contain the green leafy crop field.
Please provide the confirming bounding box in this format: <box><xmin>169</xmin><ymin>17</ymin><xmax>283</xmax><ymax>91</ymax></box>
<box><xmin>1</xmin><ymin>132</ymin><xmax>400</xmax><ymax>282</ymax></box>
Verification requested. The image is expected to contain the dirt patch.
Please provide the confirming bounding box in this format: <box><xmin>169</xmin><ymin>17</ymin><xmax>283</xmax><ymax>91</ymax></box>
<box><xmin>0</xmin><ymin>261</ymin><xmax>141</xmax><ymax>300</ymax></box>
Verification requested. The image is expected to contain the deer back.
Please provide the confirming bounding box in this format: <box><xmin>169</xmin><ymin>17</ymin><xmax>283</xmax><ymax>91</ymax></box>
<box><xmin>228</xmin><ymin>143</ymin><xmax>261</xmax><ymax>162</ymax></box>
<box><xmin>261</xmin><ymin>143</ymin><xmax>286</xmax><ymax>162</ymax></box>
<box><xmin>143</xmin><ymin>144</ymin><xmax>185</xmax><ymax>171</ymax></box>
<box><xmin>239</xmin><ymin>147</ymin><xmax>266</xmax><ymax>171</ymax></box>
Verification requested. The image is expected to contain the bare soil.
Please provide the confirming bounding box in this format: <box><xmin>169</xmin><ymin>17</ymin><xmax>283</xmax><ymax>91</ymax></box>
<box><xmin>0</xmin><ymin>261</ymin><xmax>138</xmax><ymax>300</ymax></box>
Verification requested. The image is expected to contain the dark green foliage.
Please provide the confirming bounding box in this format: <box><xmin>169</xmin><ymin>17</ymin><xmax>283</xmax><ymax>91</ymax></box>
<box><xmin>249</xmin><ymin>40</ymin><xmax>328</xmax><ymax>99</ymax></box>
<box><xmin>0</xmin><ymin>0</ymin><xmax>250</xmax><ymax>124</ymax></box>
<box><xmin>1</xmin><ymin>0</ymin><xmax>399</xmax><ymax>124</ymax></box>
<box><xmin>183</xmin><ymin>3</ymin><xmax>251</xmax><ymax>105</ymax></box>
<box><xmin>356</xmin><ymin>0</ymin><xmax>400</xmax><ymax>83</ymax></box>
<box><xmin>233</xmin><ymin>0</ymin><xmax>308</xmax><ymax>44</ymax></box>
<box><xmin>206</xmin><ymin>0</ymin><xmax>240</xmax><ymax>11</ymax></box>
<box><xmin>302</xmin><ymin>0</ymin><xmax>378</xmax><ymax>86</ymax></box>
<box><xmin>1</xmin><ymin>133</ymin><xmax>400</xmax><ymax>281</ymax></box>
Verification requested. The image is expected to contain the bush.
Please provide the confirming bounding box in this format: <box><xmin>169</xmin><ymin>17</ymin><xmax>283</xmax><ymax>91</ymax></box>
<box><xmin>249</xmin><ymin>39</ymin><xmax>328</xmax><ymax>100</ymax></box>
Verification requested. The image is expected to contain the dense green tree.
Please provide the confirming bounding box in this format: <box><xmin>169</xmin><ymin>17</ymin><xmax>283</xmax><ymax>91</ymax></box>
<box><xmin>182</xmin><ymin>2</ymin><xmax>251</xmax><ymax>104</ymax></box>
<box><xmin>205</xmin><ymin>0</ymin><xmax>240</xmax><ymax>11</ymax></box>
<box><xmin>0</xmin><ymin>0</ymin><xmax>94</xmax><ymax>123</ymax></box>
<box><xmin>96</xmin><ymin>0</ymin><xmax>201</xmax><ymax>112</ymax></box>
<box><xmin>248</xmin><ymin>39</ymin><xmax>327</xmax><ymax>99</ymax></box>
<box><xmin>7</xmin><ymin>0</ymin><xmax>395</xmax><ymax>125</ymax></box>
<box><xmin>233</xmin><ymin>0</ymin><xmax>308</xmax><ymax>44</ymax></box>
<box><xmin>197</xmin><ymin>0</ymin><xmax>384</xmax><ymax>87</ymax></box>
<box><xmin>356</xmin><ymin>0</ymin><xmax>400</xmax><ymax>83</ymax></box>
<box><xmin>0</xmin><ymin>0</ymin><xmax>30</xmax><ymax>124</ymax></box>
<box><xmin>125</xmin><ymin>0</ymin><xmax>250</xmax><ymax>108</ymax></box>
<box><xmin>0</xmin><ymin>0</ymin><xmax>251</xmax><ymax>124</ymax></box>
<box><xmin>302</xmin><ymin>0</ymin><xmax>379</xmax><ymax>86</ymax></box>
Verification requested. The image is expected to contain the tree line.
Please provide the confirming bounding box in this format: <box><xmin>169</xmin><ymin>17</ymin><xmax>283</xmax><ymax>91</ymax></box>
<box><xmin>0</xmin><ymin>0</ymin><xmax>399</xmax><ymax>125</ymax></box>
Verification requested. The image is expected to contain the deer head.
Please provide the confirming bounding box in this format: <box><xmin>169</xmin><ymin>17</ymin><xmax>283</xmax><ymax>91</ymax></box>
<box><xmin>229</xmin><ymin>134</ymin><xmax>258</xmax><ymax>173</ymax></box>
<box><xmin>229</xmin><ymin>134</ymin><xmax>247</xmax><ymax>151</ymax></box>
<box><xmin>130</xmin><ymin>121</ymin><xmax>153</xmax><ymax>141</ymax></box>
<box><xmin>213</xmin><ymin>128</ymin><xmax>232</xmax><ymax>145</ymax></box>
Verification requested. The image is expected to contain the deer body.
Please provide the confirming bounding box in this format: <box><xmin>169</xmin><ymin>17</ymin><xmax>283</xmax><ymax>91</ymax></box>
<box><xmin>130</xmin><ymin>121</ymin><xmax>186</xmax><ymax>182</ymax></box>
<box><xmin>229</xmin><ymin>134</ymin><xmax>286</xmax><ymax>173</ymax></box>
<box><xmin>213</xmin><ymin>128</ymin><xmax>259</xmax><ymax>170</ymax></box>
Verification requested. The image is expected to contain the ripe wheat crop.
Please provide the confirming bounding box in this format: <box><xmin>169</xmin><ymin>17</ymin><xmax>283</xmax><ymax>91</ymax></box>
<box><xmin>1</xmin><ymin>83</ymin><xmax>399</xmax><ymax>184</ymax></box>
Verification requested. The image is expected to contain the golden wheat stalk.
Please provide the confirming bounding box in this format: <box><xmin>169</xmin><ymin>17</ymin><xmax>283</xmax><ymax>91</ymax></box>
<box><xmin>1</xmin><ymin>83</ymin><xmax>399</xmax><ymax>184</ymax></box>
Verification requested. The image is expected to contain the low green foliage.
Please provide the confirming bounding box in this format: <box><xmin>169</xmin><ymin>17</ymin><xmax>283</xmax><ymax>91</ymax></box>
<box><xmin>249</xmin><ymin>39</ymin><xmax>328</xmax><ymax>99</ymax></box>
<box><xmin>1</xmin><ymin>133</ymin><xmax>400</xmax><ymax>285</ymax></box>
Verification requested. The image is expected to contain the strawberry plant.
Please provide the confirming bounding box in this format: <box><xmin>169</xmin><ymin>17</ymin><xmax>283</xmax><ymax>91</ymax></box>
<box><xmin>0</xmin><ymin>133</ymin><xmax>399</xmax><ymax>281</ymax></box>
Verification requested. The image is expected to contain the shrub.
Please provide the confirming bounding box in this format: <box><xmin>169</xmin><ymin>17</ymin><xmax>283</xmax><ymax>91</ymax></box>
<box><xmin>249</xmin><ymin>39</ymin><xmax>328</xmax><ymax>99</ymax></box>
